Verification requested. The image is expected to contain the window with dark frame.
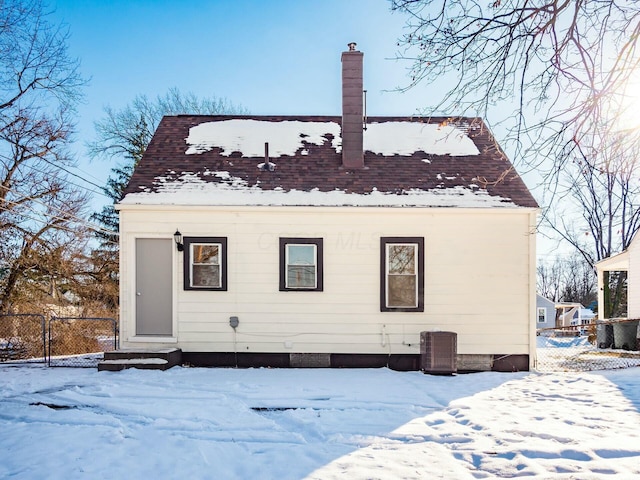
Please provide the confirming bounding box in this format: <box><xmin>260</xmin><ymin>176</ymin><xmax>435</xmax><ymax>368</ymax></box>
<box><xmin>183</xmin><ymin>237</ymin><xmax>227</xmax><ymax>291</ymax></box>
<box><xmin>279</xmin><ymin>238</ymin><xmax>323</xmax><ymax>291</ymax></box>
<box><xmin>380</xmin><ymin>237</ymin><xmax>424</xmax><ymax>312</ymax></box>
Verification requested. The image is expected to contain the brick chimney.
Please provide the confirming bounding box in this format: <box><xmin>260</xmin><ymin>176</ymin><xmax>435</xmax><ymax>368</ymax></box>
<box><xmin>341</xmin><ymin>43</ymin><xmax>364</xmax><ymax>169</ymax></box>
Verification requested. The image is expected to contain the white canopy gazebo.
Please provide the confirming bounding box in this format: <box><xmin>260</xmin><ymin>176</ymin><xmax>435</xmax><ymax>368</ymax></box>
<box><xmin>595</xmin><ymin>250</ymin><xmax>629</xmax><ymax>320</ymax></box>
<box><xmin>554</xmin><ymin>303</ymin><xmax>595</xmax><ymax>327</ymax></box>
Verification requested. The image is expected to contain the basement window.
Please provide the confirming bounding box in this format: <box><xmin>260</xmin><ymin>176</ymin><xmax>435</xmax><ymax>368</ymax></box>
<box><xmin>183</xmin><ymin>237</ymin><xmax>227</xmax><ymax>291</ymax></box>
<box><xmin>380</xmin><ymin>237</ymin><xmax>424</xmax><ymax>312</ymax></box>
<box><xmin>279</xmin><ymin>238</ymin><xmax>323</xmax><ymax>291</ymax></box>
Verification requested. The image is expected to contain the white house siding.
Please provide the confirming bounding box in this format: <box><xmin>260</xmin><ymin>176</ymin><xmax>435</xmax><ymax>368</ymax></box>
<box><xmin>628</xmin><ymin>240</ymin><xmax>640</xmax><ymax>318</ymax></box>
<box><xmin>118</xmin><ymin>205</ymin><xmax>537</xmax><ymax>364</ymax></box>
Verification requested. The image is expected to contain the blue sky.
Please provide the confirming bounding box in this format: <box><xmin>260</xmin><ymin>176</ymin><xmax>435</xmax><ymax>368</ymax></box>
<box><xmin>48</xmin><ymin>1</ymin><xmax>564</xmax><ymax>259</ymax></box>
<box><xmin>51</xmin><ymin>0</ymin><xmax>432</xmax><ymax>197</ymax></box>
<box><xmin>53</xmin><ymin>0</ymin><xmax>414</xmax><ymax>114</ymax></box>
<box><xmin>51</xmin><ymin>1</ymin><xmax>563</xmax><ymax>258</ymax></box>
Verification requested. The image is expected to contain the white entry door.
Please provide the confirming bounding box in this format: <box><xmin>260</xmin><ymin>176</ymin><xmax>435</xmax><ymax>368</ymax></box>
<box><xmin>135</xmin><ymin>238</ymin><xmax>172</xmax><ymax>336</ymax></box>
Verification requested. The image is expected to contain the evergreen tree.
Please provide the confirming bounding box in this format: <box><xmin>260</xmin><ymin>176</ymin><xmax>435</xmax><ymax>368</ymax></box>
<box><xmin>87</xmin><ymin>89</ymin><xmax>246</xmax><ymax>315</ymax></box>
<box><xmin>90</xmin><ymin>115</ymin><xmax>149</xmax><ymax>247</ymax></box>
<box><xmin>89</xmin><ymin>88</ymin><xmax>246</xmax><ymax>246</ymax></box>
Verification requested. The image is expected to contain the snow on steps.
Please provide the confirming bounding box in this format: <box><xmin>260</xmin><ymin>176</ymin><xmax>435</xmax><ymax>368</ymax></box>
<box><xmin>98</xmin><ymin>348</ymin><xmax>182</xmax><ymax>371</ymax></box>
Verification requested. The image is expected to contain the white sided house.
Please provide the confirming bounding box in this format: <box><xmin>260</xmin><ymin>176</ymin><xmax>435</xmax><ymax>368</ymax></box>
<box><xmin>116</xmin><ymin>46</ymin><xmax>539</xmax><ymax>371</ymax></box>
<box><xmin>596</xmin><ymin>233</ymin><xmax>640</xmax><ymax>319</ymax></box>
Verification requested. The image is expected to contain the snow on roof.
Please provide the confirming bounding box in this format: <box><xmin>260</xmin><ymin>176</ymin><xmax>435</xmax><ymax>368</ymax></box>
<box><xmin>120</xmin><ymin>171</ymin><xmax>518</xmax><ymax>207</ymax></box>
<box><xmin>185</xmin><ymin>120</ymin><xmax>479</xmax><ymax>158</ymax></box>
<box><xmin>120</xmin><ymin>115</ymin><xmax>539</xmax><ymax>209</ymax></box>
<box><xmin>186</xmin><ymin>120</ymin><xmax>342</xmax><ymax>156</ymax></box>
<box><xmin>364</xmin><ymin>122</ymin><xmax>479</xmax><ymax>156</ymax></box>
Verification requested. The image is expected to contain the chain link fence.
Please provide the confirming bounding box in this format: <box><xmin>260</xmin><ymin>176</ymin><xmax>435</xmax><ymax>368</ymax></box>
<box><xmin>536</xmin><ymin>319</ymin><xmax>640</xmax><ymax>372</ymax></box>
<box><xmin>4</xmin><ymin>312</ymin><xmax>640</xmax><ymax>372</ymax></box>
<box><xmin>0</xmin><ymin>314</ymin><xmax>46</xmax><ymax>363</ymax></box>
<box><xmin>0</xmin><ymin>314</ymin><xmax>118</xmax><ymax>367</ymax></box>
<box><xmin>48</xmin><ymin>317</ymin><xmax>118</xmax><ymax>367</ymax></box>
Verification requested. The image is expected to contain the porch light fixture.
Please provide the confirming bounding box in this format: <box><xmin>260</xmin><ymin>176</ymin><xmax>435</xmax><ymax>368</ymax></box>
<box><xmin>174</xmin><ymin>229</ymin><xmax>184</xmax><ymax>251</ymax></box>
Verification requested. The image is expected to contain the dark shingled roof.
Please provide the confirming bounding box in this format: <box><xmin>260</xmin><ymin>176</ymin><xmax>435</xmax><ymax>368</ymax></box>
<box><xmin>120</xmin><ymin>115</ymin><xmax>538</xmax><ymax>208</ymax></box>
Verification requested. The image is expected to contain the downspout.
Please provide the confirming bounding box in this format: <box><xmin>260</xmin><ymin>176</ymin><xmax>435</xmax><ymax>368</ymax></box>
<box><xmin>529</xmin><ymin>210</ymin><xmax>538</xmax><ymax>370</ymax></box>
<box><xmin>597</xmin><ymin>267</ymin><xmax>605</xmax><ymax>320</ymax></box>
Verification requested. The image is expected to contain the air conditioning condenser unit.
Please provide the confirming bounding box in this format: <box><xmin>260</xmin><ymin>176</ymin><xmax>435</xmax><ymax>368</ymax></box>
<box><xmin>420</xmin><ymin>331</ymin><xmax>457</xmax><ymax>375</ymax></box>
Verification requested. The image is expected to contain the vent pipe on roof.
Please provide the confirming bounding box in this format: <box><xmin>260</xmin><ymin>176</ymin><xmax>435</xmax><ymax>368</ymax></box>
<box><xmin>258</xmin><ymin>142</ymin><xmax>275</xmax><ymax>171</ymax></box>
<box><xmin>341</xmin><ymin>43</ymin><xmax>365</xmax><ymax>169</ymax></box>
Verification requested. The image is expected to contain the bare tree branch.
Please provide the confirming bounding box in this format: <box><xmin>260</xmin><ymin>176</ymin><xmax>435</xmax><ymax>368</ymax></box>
<box><xmin>392</xmin><ymin>1</ymin><xmax>640</xmax><ymax>183</ymax></box>
<box><xmin>393</xmin><ymin>1</ymin><xmax>640</xmax><ymax>315</ymax></box>
<box><xmin>0</xmin><ymin>0</ymin><xmax>88</xmax><ymax>313</ymax></box>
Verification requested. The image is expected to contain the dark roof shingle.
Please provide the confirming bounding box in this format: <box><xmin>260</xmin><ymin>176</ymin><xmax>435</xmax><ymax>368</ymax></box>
<box><xmin>120</xmin><ymin>115</ymin><xmax>538</xmax><ymax>209</ymax></box>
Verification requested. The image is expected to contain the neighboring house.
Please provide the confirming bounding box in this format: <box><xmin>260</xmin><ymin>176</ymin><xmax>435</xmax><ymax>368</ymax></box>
<box><xmin>116</xmin><ymin>45</ymin><xmax>539</xmax><ymax>371</ymax></box>
<box><xmin>577</xmin><ymin>308</ymin><xmax>596</xmax><ymax>324</ymax></box>
<box><xmin>555</xmin><ymin>303</ymin><xmax>595</xmax><ymax>327</ymax></box>
<box><xmin>44</xmin><ymin>290</ymin><xmax>82</xmax><ymax>318</ymax></box>
<box><xmin>596</xmin><ymin>235</ymin><xmax>638</xmax><ymax>319</ymax></box>
<box><xmin>536</xmin><ymin>295</ymin><xmax>595</xmax><ymax>331</ymax></box>
<box><xmin>43</xmin><ymin>304</ymin><xmax>82</xmax><ymax>319</ymax></box>
<box><xmin>596</xmin><ymin>237</ymin><xmax>640</xmax><ymax>351</ymax></box>
<box><xmin>536</xmin><ymin>295</ymin><xmax>556</xmax><ymax>329</ymax></box>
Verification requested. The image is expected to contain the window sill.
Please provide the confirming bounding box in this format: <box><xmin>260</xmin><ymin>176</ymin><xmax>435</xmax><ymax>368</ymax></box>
<box><xmin>128</xmin><ymin>336</ymin><xmax>178</xmax><ymax>343</ymax></box>
<box><xmin>381</xmin><ymin>307</ymin><xmax>424</xmax><ymax>313</ymax></box>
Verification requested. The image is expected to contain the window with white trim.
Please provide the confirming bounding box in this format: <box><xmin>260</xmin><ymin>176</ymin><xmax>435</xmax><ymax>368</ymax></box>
<box><xmin>183</xmin><ymin>237</ymin><xmax>227</xmax><ymax>291</ymax></box>
<box><xmin>381</xmin><ymin>237</ymin><xmax>424</xmax><ymax>312</ymax></box>
<box><xmin>279</xmin><ymin>238</ymin><xmax>323</xmax><ymax>291</ymax></box>
<box><xmin>537</xmin><ymin>307</ymin><xmax>547</xmax><ymax>323</ymax></box>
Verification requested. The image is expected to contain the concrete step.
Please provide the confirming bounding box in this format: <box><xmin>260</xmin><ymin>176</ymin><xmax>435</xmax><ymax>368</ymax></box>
<box><xmin>98</xmin><ymin>348</ymin><xmax>182</xmax><ymax>371</ymax></box>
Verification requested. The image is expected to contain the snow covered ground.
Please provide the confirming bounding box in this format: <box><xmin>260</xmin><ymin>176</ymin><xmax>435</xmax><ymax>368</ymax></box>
<box><xmin>1</xmin><ymin>365</ymin><xmax>639</xmax><ymax>479</ymax></box>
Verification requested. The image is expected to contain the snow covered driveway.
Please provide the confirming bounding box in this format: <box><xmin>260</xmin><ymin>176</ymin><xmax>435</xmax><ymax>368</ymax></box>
<box><xmin>0</xmin><ymin>366</ymin><xmax>639</xmax><ymax>479</ymax></box>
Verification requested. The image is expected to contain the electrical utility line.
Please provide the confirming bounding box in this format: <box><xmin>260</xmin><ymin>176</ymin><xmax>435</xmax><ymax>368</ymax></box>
<box><xmin>19</xmin><ymin>160</ymin><xmax>111</xmax><ymax>199</ymax></box>
<box><xmin>1</xmin><ymin>184</ymin><xmax>119</xmax><ymax>244</ymax></box>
